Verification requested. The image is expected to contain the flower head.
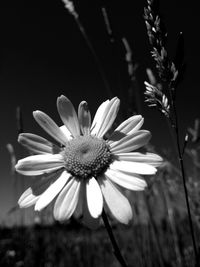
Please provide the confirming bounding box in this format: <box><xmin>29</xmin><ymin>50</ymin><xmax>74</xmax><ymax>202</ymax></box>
<box><xmin>15</xmin><ymin>95</ymin><xmax>162</xmax><ymax>228</ymax></box>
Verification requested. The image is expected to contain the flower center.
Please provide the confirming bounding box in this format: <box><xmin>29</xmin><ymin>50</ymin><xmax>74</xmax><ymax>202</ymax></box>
<box><xmin>63</xmin><ymin>135</ymin><xmax>112</xmax><ymax>179</ymax></box>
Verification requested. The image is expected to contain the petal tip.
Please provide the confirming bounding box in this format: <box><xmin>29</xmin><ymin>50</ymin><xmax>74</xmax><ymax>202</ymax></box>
<box><xmin>34</xmin><ymin>202</ymin><xmax>43</xmax><ymax>212</ymax></box>
<box><xmin>33</xmin><ymin>110</ymin><xmax>40</xmax><ymax>115</ymax></box>
<box><xmin>17</xmin><ymin>134</ymin><xmax>23</xmax><ymax>143</ymax></box>
<box><xmin>33</xmin><ymin>110</ymin><xmax>42</xmax><ymax>119</ymax></box>
<box><xmin>57</xmin><ymin>95</ymin><xmax>69</xmax><ymax>103</ymax></box>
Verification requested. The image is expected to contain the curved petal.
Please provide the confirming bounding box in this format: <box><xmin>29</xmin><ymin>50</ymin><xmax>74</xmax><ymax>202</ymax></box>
<box><xmin>105</xmin><ymin>168</ymin><xmax>147</xmax><ymax>190</ymax></box>
<box><xmin>86</xmin><ymin>177</ymin><xmax>103</xmax><ymax>218</ymax></box>
<box><xmin>117</xmin><ymin>115</ymin><xmax>144</xmax><ymax>134</ymax></box>
<box><xmin>15</xmin><ymin>154</ymin><xmax>64</xmax><ymax>176</ymax></box>
<box><xmin>73</xmin><ymin>181</ymin><xmax>84</xmax><ymax>218</ymax></box>
<box><xmin>115</xmin><ymin>152</ymin><xmax>163</xmax><ymax>167</ymax></box>
<box><xmin>91</xmin><ymin>97</ymin><xmax>120</xmax><ymax>138</ymax></box>
<box><xmin>99</xmin><ymin>177</ymin><xmax>132</xmax><ymax>224</ymax></box>
<box><xmin>57</xmin><ymin>95</ymin><xmax>80</xmax><ymax>137</ymax></box>
<box><xmin>110</xmin><ymin>130</ymin><xmax>151</xmax><ymax>153</ymax></box>
<box><xmin>78</xmin><ymin>101</ymin><xmax>91</xmax><ymax>135</ymax></box>
<box><xmin>33</xmin><ymin>111</ymin><xmax>68</xmax><ymax>145</ymax></box>
<box><xmin>90</xmin><ymin>100</ymin><xmax>109</xmax><ymax>131</ymax></box>
<box><xmin>109</xmin><ymin>160</ymin><xmax>157</xmax><ymax>175</ymax></box>
<box><xmin>97</xmin><ymin>97</ymin><xmax>120</xmax><ymax>138</ymax></box>
<box><xmin>18</xmin><ymin>188</ymin><xmax>40</xmax><ymax>208</ymax></box>
<box><xmin>60</xmin><ymin>125</ymin><xmax>73</xmax><ymax>140</ymax></box>
<box><xmin>18</xmin><ymin>133</ymin><xmax>59</xmax><ymax>154</ymax></box>
<box><xmin>53</xmin><ymin>177</ymin><xmax>81</xmax><ymax>221</ymax></box>
<box><xmin>35</xmin><ymin>171</ymin><xmax>70</xmax><ymax>211</ymax></box>
<box><xmin>109</xmin><ymin>115</ymin><xmax>144</xmax><ymax>142</ymax></box>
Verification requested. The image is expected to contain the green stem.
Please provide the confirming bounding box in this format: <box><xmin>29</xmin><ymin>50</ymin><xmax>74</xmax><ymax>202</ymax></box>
<box><xmin>102</xmin><ymin>209</ymin><xmax>129</xmax><ymax>267</ymax></box>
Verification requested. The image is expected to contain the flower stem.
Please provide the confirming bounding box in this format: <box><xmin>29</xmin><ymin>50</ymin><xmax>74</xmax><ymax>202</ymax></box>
<box><xmin>102</xmin><ymin>209</ymin><xmax>129</xmax><ymax>267</ymax></box>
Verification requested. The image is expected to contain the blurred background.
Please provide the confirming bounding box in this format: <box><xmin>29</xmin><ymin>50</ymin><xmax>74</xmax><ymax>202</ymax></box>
<box><xmin>0</xmin><ymin>0</ymin><xmax>200</xmax><ymax>266</ymax></box>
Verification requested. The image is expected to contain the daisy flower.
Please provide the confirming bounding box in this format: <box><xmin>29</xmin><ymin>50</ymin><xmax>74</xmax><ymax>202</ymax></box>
<box><xmin>15</xmin><ymin>95</ymin><xmax>162</xmax><ymax>228</ymax></box>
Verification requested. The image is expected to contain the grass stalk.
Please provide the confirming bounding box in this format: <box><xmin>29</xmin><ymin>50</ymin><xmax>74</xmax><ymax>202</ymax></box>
<box><xmin>169</xmin><ymin>87</ymin><xmax>199</xmax><ymax>266</ymax></box>
<box><xmin>144</xmin><ymin>0</ymin><xmax>199</xmax><ymax>264</ymax></box>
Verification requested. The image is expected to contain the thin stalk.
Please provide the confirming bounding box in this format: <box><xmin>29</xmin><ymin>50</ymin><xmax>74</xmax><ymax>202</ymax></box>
<box><xmin>169</xmin><ymin>87</ymin><xmax>199</xmax><ymax>266</ymax></box>
<box><xmin>101</xmin><ymin>209</ymin><xmax>129</xmax><ymax>267</ymax></box>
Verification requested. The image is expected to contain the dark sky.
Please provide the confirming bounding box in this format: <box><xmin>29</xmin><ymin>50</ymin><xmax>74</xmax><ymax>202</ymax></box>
<box><xmin>0</xmin><ymin>0</ymin><xmax>199</xmax><ymax>225</ymax></box>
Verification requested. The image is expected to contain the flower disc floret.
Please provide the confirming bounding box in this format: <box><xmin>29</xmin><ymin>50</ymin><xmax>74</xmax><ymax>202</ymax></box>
<box><xmin>63</xmin><ymin>135</ymin><xmax>112</xmax><ymax>179</ymax></box>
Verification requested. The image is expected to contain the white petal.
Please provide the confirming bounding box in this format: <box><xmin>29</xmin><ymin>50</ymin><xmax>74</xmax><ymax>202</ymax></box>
<box><xmin>115</xmin><ymin>152</ymin><xmax>163</xmax><ymax>167</ymax></box>
<box><xmin>35</xmin><ymin>171</ymin><xmax>70</xmax><ymax>211</ymax></box>
<box><xmin>73</xmin><ymin>182</ymin><xmax>84</xmax><ymax>218</ymax></box>
<box><xmin>90</xmin><ymin>100</ymin><xmax>109</xmax><ymax>132</ymax></box>
<box><xmin>60</xmin><ymin>125</ymin><xmax>73</xmax><ymax>140</ymax></box>
<box><xmin>15</xmin><ymin>154</ymin><xmax>64</xmax><ymax>176</ymax></box>
<box><xmin>99</xmin><ymin>177</ymin><xmax>132</xmax><ymax>224</ymax></box>
<box><xmin>78</xmin><ymin>101</ymin><xmax>91</xmax><ymax>135</ymax></box>
<box><xmin>57</xmin><ymin>95</ymin><xmax>80</xmax><ymax>137</ymax></box>
<box><xmin>33</xmin><ymin>111</ymin><xmax>68</xmax><ymax>145</ymax></box>
<box><xmin>86</xmin><ymin>177</ymin><xmax>103</xmax><ymax>218</ymax></box>
<box><xmin>18</xmin><ymin>188</ymin><xmax>40</xmax><ymax>208</ymax></box>
<box><xmin>109</xmin><ymin>115</ymin><xmax>144</xmax><ymax>142</ymax></box>
<box><xmin>105</xmin><ymin>168</ymin><xmax>147</xmax><ymax>190</ymax></box>
<box><xmin>110</xmin><ymin>160</ymin><xmax>157</xmax><ymax>175</ymax></box>
<box><xmin>96</xmin><ymin>97</ymin><xmax>120</xmax><ymax>138</ymax></box>
<box><xmin>53</xmin><ymin>178</ymin><xmax>81</xmax><ymax>221</ymax></box>
<box><xmin>110</xmin><ymin>130</ymin><xmax>151</xmax><ymax>153</ymax></box>
<box><xmin>82</xmin><ymin>181</ymin><xmax>101</xmax><ymax>229</ymax></box>
<box><xmin>18</xmin><ymin>133</ymin><xmax>58</xmax><ymax>154</ymax></box>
